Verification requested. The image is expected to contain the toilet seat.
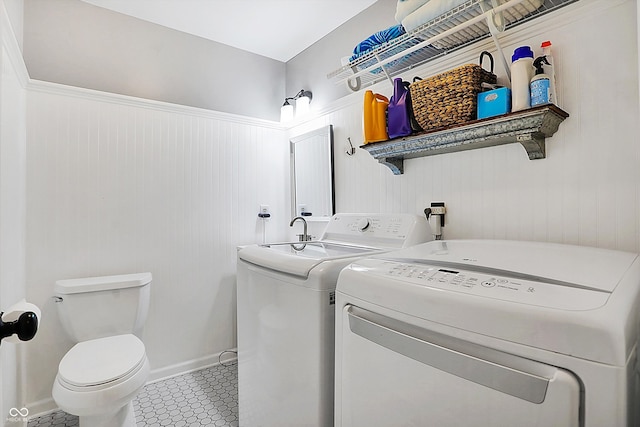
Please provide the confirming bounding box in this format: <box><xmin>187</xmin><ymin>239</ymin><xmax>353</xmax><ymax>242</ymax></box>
<box><xmin>58</xmin><ymin>334</ymin><xmax>146</xmax><ymax>392</ymax></box>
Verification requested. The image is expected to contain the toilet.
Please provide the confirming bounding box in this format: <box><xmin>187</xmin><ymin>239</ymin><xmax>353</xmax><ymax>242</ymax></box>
<box><xmin>52</xmin><ymin>272</ymin><xmax>152</xmax><ymax>427</ymax></box>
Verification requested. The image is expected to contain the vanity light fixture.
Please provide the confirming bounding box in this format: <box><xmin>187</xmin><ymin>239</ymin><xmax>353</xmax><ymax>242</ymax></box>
<box><xmin>280</xmin><ymin>89</ymin><xmax>313</xmax><ymax>123</ymax></box>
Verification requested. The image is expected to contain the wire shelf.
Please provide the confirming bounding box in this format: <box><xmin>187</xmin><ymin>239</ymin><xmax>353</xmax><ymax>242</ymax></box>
<box><xmin>327</xmin><ymin>0</ymin><xmax>579</xmax><ymax>91</ymax></box>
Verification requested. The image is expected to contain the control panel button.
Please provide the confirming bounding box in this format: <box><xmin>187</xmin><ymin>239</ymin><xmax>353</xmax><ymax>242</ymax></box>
<box><xmin>357</xmin><ymin>218</ymin><xmax>371</xmax><ymax>232</ymax></box>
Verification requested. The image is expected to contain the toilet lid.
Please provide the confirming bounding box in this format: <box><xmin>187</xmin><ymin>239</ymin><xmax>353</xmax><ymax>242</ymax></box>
<box><xmin>59</xmin><ymin>334</ymin><xmax>146</xmax><ymax>387</ymax></box>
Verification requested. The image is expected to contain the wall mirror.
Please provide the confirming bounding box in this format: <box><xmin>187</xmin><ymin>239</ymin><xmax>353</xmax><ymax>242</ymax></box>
<box><xmin>290</xmin><ymin>125</ymin><xmax>335</xmax><ymax>219</ymax></box>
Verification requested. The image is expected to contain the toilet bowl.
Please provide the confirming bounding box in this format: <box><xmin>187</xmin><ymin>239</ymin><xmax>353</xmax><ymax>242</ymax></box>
<box><xmin>52</xmin><ymin>273</ymin><xmax>152</xmax><ymax>427</ymax></box>
<box><xmin>53</xmin><ymin>334</ymin><xmax>150</xmax><ymax>426</ymax></box>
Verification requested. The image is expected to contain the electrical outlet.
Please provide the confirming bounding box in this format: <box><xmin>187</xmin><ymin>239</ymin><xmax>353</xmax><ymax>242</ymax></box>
<box><xmin>258</xmin><ymin>205</ymin><xmax>271</xmax><ymax>218</ymax></box>
<box><xmin>430</xmin><ymin>206</ymin><xmax>446</xmax><ymax>215</ymax></box>
<box><xmin>430</xmin><ymin>202</ymin><xmax>446</xmax><ymax>225</ymax></box>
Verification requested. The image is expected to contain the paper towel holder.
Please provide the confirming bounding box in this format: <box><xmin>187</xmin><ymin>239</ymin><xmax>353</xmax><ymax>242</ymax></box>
<box><xmin>0</xmin><ymin>311</ymin><xmax>38</xmax><ymax>345</ymax></box>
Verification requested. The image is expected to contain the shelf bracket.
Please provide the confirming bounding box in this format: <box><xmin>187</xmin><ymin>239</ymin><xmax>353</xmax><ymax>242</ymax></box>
<box><xmin>374</xmin><ymin>51</ymin><xmax>394</xmax><ymax>86</ymax></box>
<box><xmin>516</xmin><ymin>133</ymin><xmax>546</xmax><ymax>160</ymax></box>
<box><xmin>380</xmin><ymin>157</ymin><xmax>404</xmax><ymax>175</ymax></box>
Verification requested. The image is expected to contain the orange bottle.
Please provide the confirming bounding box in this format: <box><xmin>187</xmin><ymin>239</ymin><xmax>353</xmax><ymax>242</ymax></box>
<box><xmin>363</xmin><ymin>90</ymin><xmax>389</xmax><ymax>144</ymax></box>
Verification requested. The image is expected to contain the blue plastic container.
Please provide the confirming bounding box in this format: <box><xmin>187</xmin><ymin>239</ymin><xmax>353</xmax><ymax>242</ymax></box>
<box><xmin>477</xmin><ymin>87</ymin><xmax>511</xmax><ymax>119</ymax></box>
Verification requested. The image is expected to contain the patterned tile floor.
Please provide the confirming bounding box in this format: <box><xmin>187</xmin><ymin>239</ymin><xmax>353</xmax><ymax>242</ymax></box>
<box><xmin>28</xmin><ymin>360</ymin><xmax>238</xmax><ymax>427</ymax></box>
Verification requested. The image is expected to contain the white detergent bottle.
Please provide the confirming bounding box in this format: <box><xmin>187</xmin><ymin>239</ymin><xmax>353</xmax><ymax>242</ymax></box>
<box><xmin>510</xmin><ymin>46</ymin><xmax>534</xmax><ymax>112</ymax></box>
<box><xmin>540</xmin><ymin>40</ymin><xmax>558</xmax><ymax>106</ymax></box>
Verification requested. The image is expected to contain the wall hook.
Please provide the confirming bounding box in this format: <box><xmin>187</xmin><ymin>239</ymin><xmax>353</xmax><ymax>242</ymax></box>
<box><xmin>346</xmin><ymin>137</ymin><xmax>356</xmax><ymax>156</ymax></box>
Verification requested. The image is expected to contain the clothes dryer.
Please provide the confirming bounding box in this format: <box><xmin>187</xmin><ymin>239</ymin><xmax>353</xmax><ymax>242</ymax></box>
<box><xmin>335</xmin><ymin>239</ymin><xmax>640</xmax><ymax>427</ymax></box>
<box><xmin>237</xmin><ymin>213</ymin><xmax>431</xmax><ymax>427</ymax></box>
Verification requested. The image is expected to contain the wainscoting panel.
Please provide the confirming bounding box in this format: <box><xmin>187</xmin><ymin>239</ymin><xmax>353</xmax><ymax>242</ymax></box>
<box><xmin>24</xmin><ymin>85</ymin><xmax>289</xmax><ymax>411</ymax></box>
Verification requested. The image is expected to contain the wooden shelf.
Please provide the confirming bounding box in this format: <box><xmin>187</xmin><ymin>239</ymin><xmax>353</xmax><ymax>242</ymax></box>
<box><xmin>361</xmin><ymin>105</ymin><xmax>569</xmax><ymax>175</ymax></box>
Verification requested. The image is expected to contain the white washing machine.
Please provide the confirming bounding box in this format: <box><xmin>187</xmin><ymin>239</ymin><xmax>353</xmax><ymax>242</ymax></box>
<box><xmin>334</xmin><ymin>239</ymin><xmax>640</xmax><ymax>427</ymax></box>
<box><xmin>236</xmin><ymin>213</ymin><xmax>431</xmax><ymax>427</ymax></box>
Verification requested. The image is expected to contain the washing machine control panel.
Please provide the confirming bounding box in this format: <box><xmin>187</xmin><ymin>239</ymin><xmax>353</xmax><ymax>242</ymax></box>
<box><xmin>386</xmin><ymin>263</ymin><xmax>528</xmax><ymax>291</ymax></box>
<box><xmin>372</xmin><ymin>260</ymin><xmax>610</xmax><ymax>311</ymax></box>
<box><xmin>340</xmin><ymin>216</ymin><xmax>405</xmax><ymax>236</ymax></box>
<box><xmin>322</xmin><ymin>214</ymin><xmax>430</xmax><ymax>248</ymax></box>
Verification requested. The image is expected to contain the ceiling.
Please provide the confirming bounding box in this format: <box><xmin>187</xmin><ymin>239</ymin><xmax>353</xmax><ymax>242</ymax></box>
<box><xmin>80</xmin><ymin>0</ymin><xmax>379</xmax><ymax>62</ymax></box>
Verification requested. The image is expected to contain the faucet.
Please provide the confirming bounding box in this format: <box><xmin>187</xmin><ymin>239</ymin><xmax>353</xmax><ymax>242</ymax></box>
<box><xmin>290</xmin><ymin>216</ymin><xmax>311</xmax><ymax>242</ymax></box>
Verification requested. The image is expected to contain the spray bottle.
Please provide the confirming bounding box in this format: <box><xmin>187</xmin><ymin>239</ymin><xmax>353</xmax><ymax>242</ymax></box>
<box><xmin>540</xmin><ymin>40</ymin><xmax>558</xmax><ymax>105</ymax></box>
<box><xmin>530</xmin><ymin>56</ymin><xmax>551</xmax><ymax>106</ymax></box>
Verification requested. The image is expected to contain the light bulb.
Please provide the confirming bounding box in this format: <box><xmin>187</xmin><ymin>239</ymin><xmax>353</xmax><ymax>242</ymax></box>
<box><xmin>280</xmin><ymin>103</ymin><xmax>294</xmax><ymax>123</ymax></box>
<box><xmin>295</xmin><ymin>95</ymin><xmax>310</xmax><ymax>117</ymax></box>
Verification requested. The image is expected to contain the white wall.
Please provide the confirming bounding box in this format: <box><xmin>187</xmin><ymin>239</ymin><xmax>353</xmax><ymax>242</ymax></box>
<box><xmin>22</xmin><ymin>0</ymin><xmax>286</xmax><ymax>122</ymax></box>
<box><xmin>0</xmin><ymin>0</ymin><xmax>27</xmax><ymax>424</ymax></box>
<box><xmin>293</xmin><ymin>0</ymin><xmax>640</xmax><ymax>254</ymax></box>
<box><xmin>2</xmin><ymin>0</ymin><xmax>21</xmax><ymax>51</ymax></box>
<box><xmin>23</xmin><ymin>82</ymin><xmax>290</xmax><ymax>412</ymax></box>
<box><xmin>285</xmin><ymin>0</ymin><xmax>397</xmax><ymax>111</ymax></box>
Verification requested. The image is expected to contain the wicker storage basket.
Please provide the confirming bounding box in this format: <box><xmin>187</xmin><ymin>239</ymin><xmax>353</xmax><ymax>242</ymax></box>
<box><xmin>409</xmin><ymin>57</ymin><xmax>496</xmax><ymax>131</ymax></box>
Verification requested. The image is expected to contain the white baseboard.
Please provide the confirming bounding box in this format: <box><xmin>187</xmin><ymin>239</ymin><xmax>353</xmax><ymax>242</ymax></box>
<box><xmin>3</xmin><ymin>418</ymin><xmax>27</xmax><ymax>427</ymax></box>
<box><xmin>24</xmin><ymin>398</ymin><xmax>57</xmax><ymax>423</ymax></box>
<box><xmin>146</xmin><ymin>349</ymin><xmax>238</xmax><ymax>384</ymax></box>
<box><xmin>26</xmin><ymin>349</ymin><xmax>238</xmax><ymax>421</ymax></box>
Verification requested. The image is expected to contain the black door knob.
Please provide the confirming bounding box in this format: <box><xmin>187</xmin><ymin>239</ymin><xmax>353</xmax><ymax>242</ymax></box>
<box><xmin>0</xmin><ymin>311</ymin><xmax>38</xmax><ymax>344</ymax></box>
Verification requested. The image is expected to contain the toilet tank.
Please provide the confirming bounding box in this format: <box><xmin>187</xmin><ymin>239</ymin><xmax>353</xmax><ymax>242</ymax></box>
<box><xmin>54</xmin><ymin>272</ymin><xmax>152</xmax><ymax>343</ymax></box>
